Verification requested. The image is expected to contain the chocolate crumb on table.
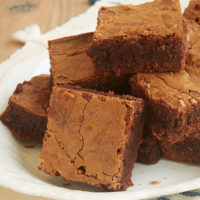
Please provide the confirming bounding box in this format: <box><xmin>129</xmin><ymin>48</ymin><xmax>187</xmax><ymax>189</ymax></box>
<box><xmin>0</xmin><ymin>75</ymin><xmax>51</xmax><ymax>143</ymax></box>
<box><xmin>39</xmin><ymin>86</ymin><xmax>145</xmax><ymax>191</ymax></box>
<box><xmin>88</xmin><ymin>0</ymin><xmax>186</xmax><ymax>74</ymax></box>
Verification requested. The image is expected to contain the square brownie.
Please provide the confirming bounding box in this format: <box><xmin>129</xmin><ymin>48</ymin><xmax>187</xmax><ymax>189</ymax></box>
<box><xmin>49</xmin><ymin>32</ymin><xmax>131</xmax><ymax>94</ymax></box>
<box><xmin>39</xmin><ymin>86</ymin><xmax>145</xmax><ymax>191</ymax></box>
<box><xmin>184</xmin><ymin>0</ymin><xmax>200</xmax><ymax>25</ymax></box>
<box><xmin>88</xmin><ymin>0</ymin><xmax>186</xmax><ymax>74</ymax></box>
<box><xmin>130</xmin><ymin>65</ymin><xmax>200</xmax><ymax>144</ymax></box>
<box><xmin>0</xmin><ymin>75</ymin><xmax>51</xmax><ymax>143</ymax></box>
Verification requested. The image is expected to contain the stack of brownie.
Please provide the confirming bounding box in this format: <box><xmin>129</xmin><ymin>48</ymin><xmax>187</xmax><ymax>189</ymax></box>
<box><xmin>1</xmin><ymin>0</ymin><xmax>200</xmax><ymax>191</ymax></box>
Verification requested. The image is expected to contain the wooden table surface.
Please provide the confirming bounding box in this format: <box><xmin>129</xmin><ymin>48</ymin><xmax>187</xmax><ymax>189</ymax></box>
<box><xmin>0</xmin><ymin>0</ymin><xmax>90</xmax><ymax>63</ymax></box>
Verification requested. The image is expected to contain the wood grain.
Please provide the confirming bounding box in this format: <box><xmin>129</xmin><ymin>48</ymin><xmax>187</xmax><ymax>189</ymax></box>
<box><xmin>0</xmin><ymin>0</ymin><xmax>90</xmax><ymax>63</ymax></box>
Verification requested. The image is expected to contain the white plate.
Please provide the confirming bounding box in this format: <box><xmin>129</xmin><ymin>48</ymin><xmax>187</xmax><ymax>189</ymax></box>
<box><xmin>1</xmin><ymin>0</ymin><xmax>199</xmax><ymax>199</ymax></box>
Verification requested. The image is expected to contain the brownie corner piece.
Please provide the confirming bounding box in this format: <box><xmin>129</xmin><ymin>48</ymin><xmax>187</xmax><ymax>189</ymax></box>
<box><xmin>0</xmin><ymin>75</ymin><xmax>51</xmax><ymax>143</ymax></box>
<box><xmin>39</xmin><ymin>86</ymin><xmax>145</xmax><ymax>191</ymax></box>
<box><xmin>88</xmin><ymin>0</ymin><xmax>186</xmax><ymax>73</ymax></box>
<box><xmin>48</xmin><ymin>32</ymin><xmax>131</xmax><ymax>95</ymax></box>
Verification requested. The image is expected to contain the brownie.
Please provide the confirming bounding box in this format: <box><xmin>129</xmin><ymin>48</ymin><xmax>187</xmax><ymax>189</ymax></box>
<box><xmin>0</xmin><ymin>75</ymin><xmax>51</xmax><ymax>143</ymax></box>
<box><xmin>49</xmin><ymin>32</ymin><xmax>131</xmax><ymax>95</ymax></box>
<box><xmin>158</xmin><ymin>66</ymin><xmax>200</xmax><ymax>165</ymax></box>
<box><xmin>88</xmin><ymin>0</ymin><xmax>186</xmax><ymax>74</ymax></box>
<box><xmin>39</xmin><ymin>86</ymin><xmax>145</xmax><ymax>191</ymax></box>
<box><xmin>184</xmin><ymin>0</ymin><xmax>200</xmax><ymax>25</ymax></box>
<box><xmin>130</xmin><ymin>65</ymin><xmax>200</xmax><ymax>142</ymax></box>
<box><xmin>130</xmin><ymin>14</ymin><xmax>200</xmax><ymax>141</ymax></box>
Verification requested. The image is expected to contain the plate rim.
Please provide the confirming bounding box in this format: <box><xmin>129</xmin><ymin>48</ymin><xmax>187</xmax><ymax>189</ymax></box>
<box><xmin>0</xmin><ymin>164</ymin><xmax>200</xmax><ymax>200</ymax></box>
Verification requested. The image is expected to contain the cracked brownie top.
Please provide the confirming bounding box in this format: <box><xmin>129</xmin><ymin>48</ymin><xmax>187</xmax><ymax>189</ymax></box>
<box><xmin>94</xmin><ymin>0</ymin><xmax>184</xmax><ymax>40</ymax></box>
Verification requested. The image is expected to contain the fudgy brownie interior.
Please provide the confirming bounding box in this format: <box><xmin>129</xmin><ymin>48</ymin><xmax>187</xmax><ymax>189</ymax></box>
<box><xmin>88</xmin><ymin>0</ymin><xmax>186</xmax><ymax>74</ymax></box>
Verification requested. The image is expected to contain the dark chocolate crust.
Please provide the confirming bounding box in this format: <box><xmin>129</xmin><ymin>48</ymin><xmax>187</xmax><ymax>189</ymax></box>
<box><xmin>39</xmin><ymin>86</ymin><xmax>145</xmax><ymax>191</ymax></box>
<box><xmin>49</xmin><ymin>32</ymin><xmax>131</xmax><ymax>95</ymax></box>
<box><xmin>88</xmin><ymin>0</ymin><xmax>186</xmax><ymax>74</ymax></box>
<box><xmin>0</xmin><ymin>75</ymin><xmax>51</xmax><ymax>143</ymax></box>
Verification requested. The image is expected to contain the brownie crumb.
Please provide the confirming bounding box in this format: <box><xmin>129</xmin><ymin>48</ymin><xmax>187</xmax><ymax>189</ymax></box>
<box><xmin>24</xmin><ymin>145</ymin><xmax>35</xmax><ymax>148</ymax></box>
<box><xmin>149</xmin><ymin>180</ymin><xmax>161</xmax><ymax>185</ymax></box>
<box><xmin>63</xmin><ymin>183</ymin><xmax>71</xmax><ymax>187</ymax></box>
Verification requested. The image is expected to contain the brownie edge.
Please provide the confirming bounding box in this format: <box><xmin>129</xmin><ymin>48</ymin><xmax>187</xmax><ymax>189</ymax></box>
<box><xmin>39</xmin><ymin>86</ymin><xmax>145</xmax><ymax>191</ymax></box>
<box><xmin>88</xmin><ymin>0</ymin><xmax>186</xmax><ymax>74</ymax></box>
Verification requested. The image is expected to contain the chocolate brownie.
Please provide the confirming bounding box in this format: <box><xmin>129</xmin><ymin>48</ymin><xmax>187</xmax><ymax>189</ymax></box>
<box><xmin>184</xmin><ymin>0</ymin><xmax>200</xmax><ymax>25</ymax></box>
<box><xmin>88</xmin><ymin>0</ymin><xmax>186</xmax><ymax>74</ymax></box>
<box><xmin>39</xmin><ymin>86</ymin><xmax>145</xmax><ymax>191</ymax></box>
<box><xmin>0</xmin><ymin>75</ymin><xmax>51</xmax><ymax>143</ymax></box>
<box><xmin>49</xmin><ymin>32</ymin><xmax>131</xmax><ymax>94</ymax></box>
<box><xmin>130</xmin><ymin>16</ymin><xmax>200</xmax><ymax>142</ymax></box>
